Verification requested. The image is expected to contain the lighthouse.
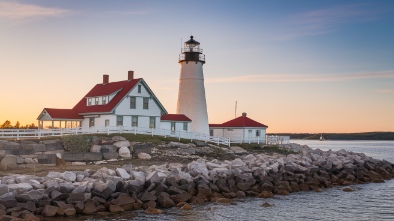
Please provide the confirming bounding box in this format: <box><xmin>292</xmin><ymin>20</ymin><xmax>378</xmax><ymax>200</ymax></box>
<box><xmin>176</xmin><ymin>36</ymin><xmax>209</xmax><ymax>135</ymax></box>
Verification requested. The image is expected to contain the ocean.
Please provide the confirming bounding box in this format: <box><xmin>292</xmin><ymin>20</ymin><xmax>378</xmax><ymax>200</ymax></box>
<box><xmin>96</xmin><ymin>140</ymin><xmax>394</xmax><ymax>221</ymax></box>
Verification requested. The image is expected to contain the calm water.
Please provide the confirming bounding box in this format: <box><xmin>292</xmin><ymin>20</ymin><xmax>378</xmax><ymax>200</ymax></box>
<box><xmin>100</xmin><ymin>140</ymin><xmax>394</xmax><ymax>221</ymax></box>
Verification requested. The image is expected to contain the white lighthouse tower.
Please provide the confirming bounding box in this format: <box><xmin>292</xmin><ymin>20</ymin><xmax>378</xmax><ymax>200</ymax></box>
<box><xmin>176</xmin><ymin>36</ymin><xmax>209</xmax><ymax>135</ymax></box>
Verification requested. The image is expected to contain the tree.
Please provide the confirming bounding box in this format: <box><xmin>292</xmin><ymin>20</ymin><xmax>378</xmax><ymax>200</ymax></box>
<box><xmin>14</xmin><ymin>121</ymin><xmax>20</xmax><ymax>129</ymax></box>
<box><xmin>1</xmin><ymin>120</ymin><xmax>11</xmax><ymax>128</ymax></box>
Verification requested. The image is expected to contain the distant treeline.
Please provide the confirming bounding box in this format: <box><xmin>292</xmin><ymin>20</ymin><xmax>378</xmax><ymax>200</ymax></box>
<box><xmin>267</xmin><ymin>132</ymin><xmax>394</xmax><ymax>141</ymax></box>
<box><xmin>0</xmin><ymin>120</ymin><xmax>38</xmax><ymax>129</ymax></box>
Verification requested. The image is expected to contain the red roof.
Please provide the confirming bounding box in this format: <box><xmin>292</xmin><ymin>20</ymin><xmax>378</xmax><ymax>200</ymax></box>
<box><xmin>161</xmin><ymin>114</ymin><xmax>191</xmax><ymax>122</ymax></box>
<box><xmin>43</xmin><ymin>108</ymin><xmax>83</xmax><ymax>120</ymax></box>
<box><xmin>73</xmin><ymin>79</ymin><xmax>141</xmax><ymax>114</ymax></box>
<box><xmin>210</xmin><ymin>116</ymin><xmax>268</xmax><ymax>128</ymax></box>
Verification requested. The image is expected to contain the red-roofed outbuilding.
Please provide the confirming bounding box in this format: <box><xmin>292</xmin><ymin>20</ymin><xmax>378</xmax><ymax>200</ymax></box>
<box><xmin>209</xmin><ymin>113</ymin><xmax>268</xmax><ymax>143</ymax></box>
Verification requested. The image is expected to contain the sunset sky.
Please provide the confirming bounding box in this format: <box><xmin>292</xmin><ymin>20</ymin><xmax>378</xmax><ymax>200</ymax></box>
<box><xmin>1</xmin><ymin>0</ymin><xmax>393</xmax><ymax>133</ymax></box>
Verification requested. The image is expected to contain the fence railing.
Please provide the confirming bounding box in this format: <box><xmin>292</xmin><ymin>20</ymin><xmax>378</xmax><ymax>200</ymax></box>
<box><xmin>228</xmin><ymin>135</ymin><xmax>290</xmax><ymax>145</ymax></box>
<box><xmin>0</xmin><ymin>127</ymin><xmax>231</xmax><ymax>146</ymax></box>
<box><xmin>0</xmin><ymin>128</ymin><xmax>290</xmax><ymax>147</ymax></box>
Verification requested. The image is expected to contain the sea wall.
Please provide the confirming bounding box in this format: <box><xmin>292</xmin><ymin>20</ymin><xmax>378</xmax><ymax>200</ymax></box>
<box><xmin>0</xmin><ymin>143</ymin><xmax>393</xmax><ymax>220</ymax></box>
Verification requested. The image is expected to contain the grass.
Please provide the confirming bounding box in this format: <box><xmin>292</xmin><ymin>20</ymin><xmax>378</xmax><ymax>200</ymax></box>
<box><xmin>234</xmin><ymin>143</ymin><xmax>297</xmax><ymax>155</ymax></box>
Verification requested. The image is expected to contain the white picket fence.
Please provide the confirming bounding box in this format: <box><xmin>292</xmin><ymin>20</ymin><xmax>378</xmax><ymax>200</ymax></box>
<box><xmin>0</xmin><ymin>127</ymin><xmax>290</xmax><ymax>147</ymax></box>
<box><xmin>0</xmin><ymin>126</ymin><xmax>231</xmax><ymax>146</ymax></box>
<box><xmin>229</xmin><ymin>135</ymin><xmax>290</xmax><ymax>145</ymax></box>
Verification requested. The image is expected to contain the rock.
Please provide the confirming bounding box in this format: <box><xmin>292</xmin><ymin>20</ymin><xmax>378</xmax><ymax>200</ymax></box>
<box><xmin>22</xmin><ymin>213</ymin><xmax>40</xmax><ymax>221</ymax></box>
<box><xmin>138</xmin><ymin>153</ymin><xmax>151</xmax><ymax>160</ymax></box>
<box><xmin>112</xmin><ymin>193</ymin><xmax>135</xmax><ymax>206</ymax></box>
<box><xmin>112</xmin><ymin>136</ymin><xmax>127</xmax><ymax>142</ymax></box>
<box><xmin>103</xmin><ymin>152</ymin><xmax>119</xmax><ymax>160</ymax></box>
<box><xmin>146</xmin><ymin>171</ymin><xmax>167</xmax><ymax>184</ymax></box>
<box><xmin>230</xmin><ymin>146</ymin><xmax>248</xmax><ymax>154</ymax></box>
<box><xmin>187</xmin><ymin>159</ymin><xmax>209</xmax><ymax>178</ymax></box>
<box><xmin>258</xmin><ymin>191</ymin><xmax>273</xmax><ymax>198</ymax></box>
<box><xmin>343</xmin><ymin>187</ymin><xmax>354</xmax><ymax>192</ymax></box>
<box><xmin>0</xmin><ymin>184</ymin><xmax>8</xmax><ymax>196</ymax></box>
<box><xmin>145</xmin><ymin>207</ymin><xmax>164</xmax><ymax>214</ymax></box>
<box><xmin>64</xmin><ymin>207</ymin><xmax>76</xmax><ymax>216</ymax></box>
<box><xmin>90</xmin><ymin>145</ymin><xmax>102</xmax><ymax>153</ymax></box>
<box><xmin>41</xmin><ymin>205</ymin><xmax>58</xmax><ymax>217</ymax></box>
<box><xmin>134</xmin><ymin>143</ymin><xmax>153</xmax><ymax>154</ymax></box>
<box><xmin>93</xmin><ymin>180</ymin><xmax>108</xmax><ymax>193</ymax></box>
<box><xmin>116</xmin><ymin>168</ymin><xmax>131</xmax><ymax>179</ymax></box>
<box><xmin>140</xmin><ymin>191</ymin><xmax>157</xmax><ymax>202</ymax></box>
<box><xmin>114</xmin><ymin>140</ymin><xmax>131</xmax><ymax>148</ymax></box>
<box><xmin>143</xmin><ymin>201</ymin><xmax>156</xmax><ymax>209</ymax></box>
<box><xmin>170</xmin><ymin>192</ymin><xmax>192</xmax><ymax>204</ymax></box>
<box><xmin>236</xmin><ymin>191</ymin><xmax>246</xmax><ymax>198</ymax></box>
<box><xmin>0</xmin><ymin>155</ymin><xmax>17</xmax><ymax>170</ymax></box>
<box><xmin>0</xmin><ymin>192</ymin><xmax>17</xmax><ymax>208</ymax></box>
<box><xmin>60</xmin><ymin>171</ymin><xmax>76</xmax><ymax>182</ymax></box>
<box><xmin>180</xmin><ymin>203</ymin><xmax>192</xmax><ymax>210</ymax></box>
<box><xmin>157</xmin><ymin>192</ymin><xmax>175</xmax><ymax>208</ymax></box>
<box><xmin>118</xmin><ymin>146</ymin><xmax>131</xmax><ymax>158</ymax></box>
<box><xmin>82</xmin><ymin>201</ymin><xmax>97</xmax><ymax>214</ymax></box>
<box><xmin>262</xmin><ymin>202</ymin><xmax>273</xmax><ymax>207</ymax></box>
<box><xmin>109</xmin><ymin>205</ymin><xmax>125</xmax><ymax>213</ymax></box>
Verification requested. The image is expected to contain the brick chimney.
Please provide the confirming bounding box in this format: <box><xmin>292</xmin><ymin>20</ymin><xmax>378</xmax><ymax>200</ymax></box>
<box><xmin>128</xmin><ymin>71</ymin><xmax>134</xmax><ymax>81</ymax></box>
<box><xmin>103</xmin><ymin>74</ymin><xmax>109</xmax><ymax>84</ymax></box>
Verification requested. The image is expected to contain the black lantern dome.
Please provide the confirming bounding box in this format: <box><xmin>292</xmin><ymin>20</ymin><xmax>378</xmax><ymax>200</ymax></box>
<box><xmin>179</xmin><ymin>36</ymin><xmax>205</xmax><ymax>64</ymax></box>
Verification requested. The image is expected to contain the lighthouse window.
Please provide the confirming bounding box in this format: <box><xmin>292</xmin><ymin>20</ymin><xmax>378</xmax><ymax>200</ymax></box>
<box><xmin>143</xmin><ymin>98</ymin><xmax>149</xmax><ymax>109</ymax></box>
<box><xmin>130</xmin><ymin>97</ymin><xmax>136</xmax><ymax>109</ymax></box>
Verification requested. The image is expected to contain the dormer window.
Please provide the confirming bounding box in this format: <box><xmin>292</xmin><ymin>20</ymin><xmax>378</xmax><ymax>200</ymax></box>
<box><xmin>95</xmin><ymin>97</ymin><xmax>99</xmax><ymax>105</ymax></box>
<box><xmin>102</xmin><ymin>96</ymin><xmax>107</xmax><ymax>105</ymax></box>
<box><xmin>88</xmin><ymin>98</ymin><xmax>92</xmax><ymax>106</ymax></box>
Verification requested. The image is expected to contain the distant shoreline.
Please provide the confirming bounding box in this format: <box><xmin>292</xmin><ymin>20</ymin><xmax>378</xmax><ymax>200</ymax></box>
<box><xmin>267</xmin><ymin>132</ymin><xmax>394</xmax><ymax>141</ymax></box>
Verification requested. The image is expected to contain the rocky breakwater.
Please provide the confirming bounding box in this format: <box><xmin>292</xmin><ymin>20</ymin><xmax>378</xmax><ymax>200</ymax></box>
<box><xmin>0</xmin><ymin>143</ymin><xmax>393</xmax><ymax>220</ymax></box>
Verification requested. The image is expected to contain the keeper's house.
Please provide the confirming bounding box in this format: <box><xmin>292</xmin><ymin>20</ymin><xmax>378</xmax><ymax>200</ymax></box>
<box><xmin>209</xmin><ymin>113</ymin><xmax>268</xmax><ymax>143</ymax></box>
<box><xmin>37</xmin><ymin>71</ymin><xmax>191</xmax><ymax>132</ymax></box>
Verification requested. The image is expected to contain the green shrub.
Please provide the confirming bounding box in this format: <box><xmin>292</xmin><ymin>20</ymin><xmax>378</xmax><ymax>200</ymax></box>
<box><xmin>61</xmin><ymin>135</ymin><xmax>93</xmax><ymax>152</ymax></box>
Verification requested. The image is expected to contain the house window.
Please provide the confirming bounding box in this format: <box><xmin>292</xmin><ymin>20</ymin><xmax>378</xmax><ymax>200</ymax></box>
<box><xmin>138</xmin><ymin>85</ymin><xmax>142</xmax><ymax>93</ymax></box>
<box><xmin>132</xmin><ymin>116</ymin><xmax>138</xmax><ymax>127</ymax></box>
<box><xmin>149</xmin><ymin>117</ymin><xmax>156</xmax><ymax>128</ymax></box>
<box><xmin>183</xmin><ymin>122</ymin><xmax>188</xmax><ymax>131</ymax></box>
<box><xmin>171</xmin><ymin>122</ymin><xmax>176</xmax><ymax>132</ymax></box>
<box><xmin>95</xmin><ymin>97</ymin><xmax>99</xmax><ymax>105</ymax></box>
<box><xmin>130</xmin><ymin>97</ymin><xmax>136</xmax><ymax>109</ymax></box>
<box><xmin>87</xmin><ymin>98</ymin><xmax>92</xmax><ymax>106</ymax></box>
<box><xmin>248</xmin><ymin>130</ymin><xmax>252</xmax><ymax>133</ymax></box>
<box><xmin>143</xmin><ymin>97</ymin><xmax>149</xmax><ymax>109</ymax></box>
<box><xmin>256</xmin><ymin>130</ymin><xmax>261</xmax><ymax>137</ymax></box>
<box><xmin>116</xmin><ymin>116</ymin><xmax>123</xmax><ymax>126</ymax></box>
<box><xmin>105</xmin><ymin>119</ymin><xmax>109</xmax><ymax>127</ymax></box>
<box><xmin>102</xmin><ymin>97</ymin><xmax>107</xmax><ymax>105</ymax></box>
<box><xmin>210</xmin><ymin>129</ymin><xmax>214</xmax><ymax>136</ymax></box>
<box><xmin>89</xmin><ymin>118</ymin><xmax>95</xmax><ymax>127</ymax></box>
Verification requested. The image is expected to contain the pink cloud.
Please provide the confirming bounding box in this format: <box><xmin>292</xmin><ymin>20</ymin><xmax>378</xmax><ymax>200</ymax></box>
<box><xmin>0</xmin><ymin>1</ymin><xmax>70</xmax><ymax>20</ymax></box>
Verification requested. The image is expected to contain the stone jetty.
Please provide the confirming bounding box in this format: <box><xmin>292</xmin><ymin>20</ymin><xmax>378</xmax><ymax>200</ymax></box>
<box><xmin>0</xmin><ymin>142</ymin><xmax>393</xmax><ymax>220</ymax></box>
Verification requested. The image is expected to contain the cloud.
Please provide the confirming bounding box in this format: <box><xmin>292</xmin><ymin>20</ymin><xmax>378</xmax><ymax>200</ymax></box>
<box><xmin>206</xmin><ymin>70</ymin><xmax>394</xmax><ymax>83</ymax></box>
<box><xmin>0</xmin><ymin>1</ymin><xmax>70</xmax><ymax>20</ymax></box>
<box><xmin>272</xmin><ymin>4</ymin><xmax>386</xmax><ymax>40</ymax></box>
<box><xmin>377</xmin><ymin>89</ymin><xmax>394</xmax><ymax>93</ymax></box>
<box><xmin>105</xmin><ymin>10</ymin><xmax>150</xmax><ymax>15</ymax></box>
